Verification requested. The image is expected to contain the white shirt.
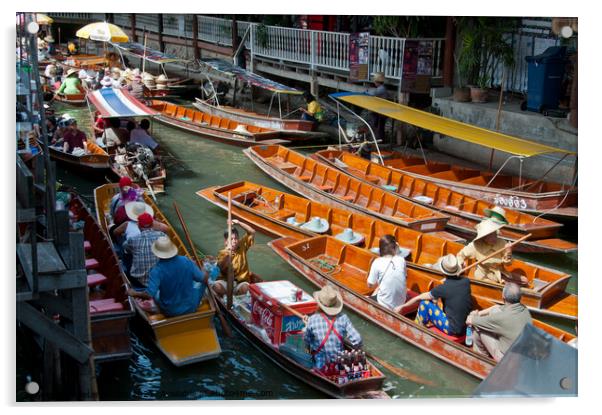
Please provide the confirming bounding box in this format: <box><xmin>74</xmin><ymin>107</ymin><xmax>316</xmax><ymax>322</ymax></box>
<box><xmin>367</xmin><ymin>255</ymin><xmax>407</xmax><ymax>310</ymax></box>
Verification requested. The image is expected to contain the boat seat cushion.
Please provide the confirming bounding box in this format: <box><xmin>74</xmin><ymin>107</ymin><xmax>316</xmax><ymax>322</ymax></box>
<box><xmin>87</xmin><ymin>273</ymin><xmax>108</xmax><ymax>287</ymax></box>
<box><xmin>428</xmin><ymin>326</ymin><xmax>466</xmax><ymax>344</ymax></box>
<box><xmin>90</xmin><ymin>298</ymin><xmax>125</xmax><ymax>314</ymax></box>
<box><xmin>85</xmin><ymin>258</ymin><xmax>100</xmax><ymax>270</ymax></box>
<box><xmin>398</xmin><ymin>289</ymin><xmax>420</xmax><ymax>316</ymax></box>
<box><xmin>84</xmin><ymin>240</ymin><xmax>92</xmax><ymax>251</ymax></box>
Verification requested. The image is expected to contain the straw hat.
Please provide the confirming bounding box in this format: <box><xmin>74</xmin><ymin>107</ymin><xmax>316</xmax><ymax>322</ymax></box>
<box><xmin>155</xmin><ymin>74</ymin><xmax>168</xmax><ymax>84</ymax></box>
<box><xmin>111</xmin><ymin>67</ymin><xmax>121</xmax><ymax>74</ymax></box>
<box><xmin>313</xmin><ymin>285</ymin><xmax>343</xmax><ymax>316</ymax></box>
<box><xmin>66</xmin><ymin>68</ymin><xmax>79</xmax><ymax>77</ymax></box>
<box><xmin>483</xmin><ymin>206</ymin><xmax>509</xmax><ymax>225</ymax></box>
<box><xmin>439</xmin><ymin>254</ymin><xmax>460</xmax><ymax>277</ymax></box>
<box><xmin>286</xmin><ymin>216</ymin><xmax>303</xmax><ymax>227</ymax></box>
<box><xmin>501</xmin><ymin>269</ymin><xmax>529</xmax><ymax>286</ymax></box>
<box><xmin>151</xmin><ymin>236</ymin><xmax>178</xmax><ymax>259</ymax></box>
<box><xmin>475</xmin><ymin>218</ymin><xmax>504</xmax><ymax>241</ymax></box>
<box><xmin>300</xmin><ymin>217</ymin><xmax>329</xmax><ymax>234</ymax></box>
<box><xmin>373</xmin><ymin>72</ymin><xmax>385</xmax><ymax>84</ymax></box>
<box><xmin>125</xmin><ymin>201</ymin><xmax>154</xmax><ymax>222</ymax></box>
<box><xmin>370</xmin><ymin>246</ymin><xmax>411</xmax><ymax>258</ymax></box>
<box><xmin>100</xmin><ymin>76</ymin><xmax>113</xmax><ymax>87</ymax></box>
<box><xmin>334</xmin><ymin>228</ymin><xmax>364</xmax><ymax>245</ymax></box>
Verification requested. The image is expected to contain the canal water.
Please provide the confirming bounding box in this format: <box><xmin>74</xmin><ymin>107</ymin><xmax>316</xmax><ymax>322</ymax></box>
<box><xmin>51</xmin><ymin>103</ymin><xmax>577</xmax><ymax>400</ymax></box>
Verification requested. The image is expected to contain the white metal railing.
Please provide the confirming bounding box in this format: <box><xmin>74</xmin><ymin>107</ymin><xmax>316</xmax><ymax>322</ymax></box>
<box><xmin>197</xmin><ymin>15</ymin><xmax>233</xmax><ymax>46</ymax></box>
<box><xmin>314</xmin><ymin>30</ymin><xmax>349</xmax><ymax>71</ymax></box>
<box><xmin>370</xmin><ymin>35</ymin><xmax>405</xmax><ymax>78</ymax></box>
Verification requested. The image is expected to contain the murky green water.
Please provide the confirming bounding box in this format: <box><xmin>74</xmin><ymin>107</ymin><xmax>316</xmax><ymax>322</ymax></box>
<box><xmin>51</xmin><ymin>103</ymin><xmax>576</xmax><ymax>400</ymax></box>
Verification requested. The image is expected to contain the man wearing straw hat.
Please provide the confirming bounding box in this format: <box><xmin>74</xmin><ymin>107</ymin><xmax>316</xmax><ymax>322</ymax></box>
<box><xmin>394</xmin><ymin>254</ymin><xmax>472</xmax><ymax>337</ymax></box>
<box><xmin>213</xmin><ymin>219</ymin><xmax>256</xmax><ymax>296</ymax></box>
<box><xmin>457</xmin><ymin>207</ymin><xmax>512</xmax><ymax>284</ymax></box>
<box><xmin>122</xmin><ymin>212</ymin><xmax>166</xmax><ymax>287</ymax></box>
<box><xmin>127</xmin><ymin>236</ymin><xmax>208</xmax><ymax>317</ymax></box>
<box><xmin>303</xmin><ymin>285</ymin><xmax>363</xmax><ymax>369</ymax></box>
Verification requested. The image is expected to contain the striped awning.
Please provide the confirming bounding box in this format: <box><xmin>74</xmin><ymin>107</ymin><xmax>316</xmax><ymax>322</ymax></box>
<box><xmin>87</xmin><ymin>88</ymin><xmax>158</xmax><ymax>118</ymax></box>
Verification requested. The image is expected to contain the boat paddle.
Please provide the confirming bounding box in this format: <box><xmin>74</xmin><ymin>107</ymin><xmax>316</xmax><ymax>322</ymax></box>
<box><xmin>172</xmin><ymin>202</ymin><xmax>233</xmax><ymax>338</ymax></box>
<box><xmin>226</xmin><ymin>192</ymin><xmax>234</xmax><ymax>310</ymax></box>
<box><xmin>459</xmin><ymin>233</ymin><xmax>532</xmax><ymax>276</ymax></box>
<box><xmin>277</xmin><ymin>302</ymin><xmax>435</xmax><ymax>387</ymax></box>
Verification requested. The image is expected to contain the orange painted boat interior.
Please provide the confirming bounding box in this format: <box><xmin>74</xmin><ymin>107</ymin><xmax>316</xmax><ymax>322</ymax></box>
<box><xmin>217</xmin><ymin>105</ymin><xmax>312</xmax><ymax>130</ymax></box>
<box><xmin>251</xmin><ymin>145</ymin><xmax>448</xmax><ymax>224</ymax></box>
<box><xmin>86</xmin><ymin>140</ymin><xmax>109</xmax><ymax>157</ymax></box>
<box><xmin>212</xmin><ymin>181</ymin><xmax>572</xmax><ymax>304</ymax></box>
<box><xmin>317</xmin><ymin>150</ymin><xmax>561</xmax><ymax>232</ymax></box>
<box><xmin>284</xmin><ymin>235</ymin><xmax>575</xmax><ymax>343</ymax></box>
<box><xmin>150</xmin><ymin>100</ymin><xmax>273</xmax><ymax>134</ymax></box>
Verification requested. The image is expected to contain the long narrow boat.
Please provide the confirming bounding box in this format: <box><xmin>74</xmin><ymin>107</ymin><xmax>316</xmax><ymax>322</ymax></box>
<box><xmin>212</xmin><ymin>274</ymin><xmax>388</xmax><ymax>399</ymax></box>
<box><xmin>58</xmin><ymin>54</ymin><xmax>107</xmax><ymax>72</ymax></box>
<box><xmin>243</xmin><ymin>145</ymin><xmax>451</xmax><ymax>235</ymax></box>
<box><xmin>192</xmin><ymin>98</ymin><xmax>325</xmax><ymax>140</ymax></box>
<box><xmin>110</xmin><ymin>153</ymin><xmax>167</xmax><ymax>195</ymax></box>
<box><xmin>69</xmin><ymin>194</ymin><xmax>135</xmax><ymax>362</ymax></box>
<box><xmin>314</xmin><ymin>150</ymin><xmax>576</xmax><ymax>254</ymax></box>
<box><xmin>148</xmin><ymin>100</ymin><xmax>291</xmax><ymax>147</ymax></box>
<box><xmin>54</xmin><ymin>93</ymin><xmax>88</xmax><ymax>106</ymax></box>
<box><xmin>46</xmin><ymin>139</ymin><xmax>110</xmax><ymax>172</ymax></box>
<box><xmin>373</xmin><ymin>149</ymin><xmax>578</xmax><ymax>218</ymax></box>
<box><xmin>269</xmin><ymin>235</ymin><xmax>576</xmax><ymax>380</ymax></box>
<box><xmin>197</xmin><ymin>181</ymin><xmax>577</xmax><ymax>320</ymax></box>
<box><xmin>94</xmin><ymin>183</ymin><xmax>221</xmax><ymax>366</ymax></box>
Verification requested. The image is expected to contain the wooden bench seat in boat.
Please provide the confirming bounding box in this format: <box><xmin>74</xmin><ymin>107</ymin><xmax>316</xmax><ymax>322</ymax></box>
<box><xmin>85</xmin><ymin>258</ymin><xmax>100</xmax><ymax>270</ymax></box>
<box><xmin>87</xmin><ymin>273</ymin><xmax>108</xmax><ymax>287</ymax></box>
<box><xmin>146</xmin><ymin>299</ymin><xmax>212</xmax><ymax>322</ymax></box>
<box><xmin>271</xmin><ymin>209</ymin><xmax>297</xmax><ymax>221</ymax></box>
<box><xmin>89</xmin><ymin>298</ymin><xmax>125</xmax><ymax>314</ymax></box>
<box><xmin>84</xmin><ymin>240</ymin><xmax>92</xmax><ymax>251</ymax></box>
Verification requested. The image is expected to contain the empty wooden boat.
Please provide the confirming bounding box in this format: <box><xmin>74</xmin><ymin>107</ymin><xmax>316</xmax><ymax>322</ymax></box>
<box><xmin>270</xmin><ymin>235</ymin><xmax>576</xmax><ymax>379</ymax></box>
<box><xmin>193</xmin><ymin>98</ymin><xmax>326</xmax><ymax>140</ymax></box>
<box><xmin>314</xmin><ymin>150</ymin><xmax>576</xmax><ymax>254</ymax></box>
<box><xmin>46</xmin><ymin>139</ymin><xmax>110</xmax><ymax>172</ymax></box>
<box><xmin>148</xmin><ymin>100</ymin><xmax>291</xmax><ymax>147</ymax></box>
<box><xmin>212</xmin><ymin>273</ymin><xmax>389</xmax><ymax>399</ymax></box>
<box><xmin>69</xmin><ymin>194</ymin><xmax>135</xmax><ymax>362</ymax></box>
<box><xmin>197</xmin><ymin>181</ymin><xmax>577</xmax><ymax>320</ymax></box>
<box><xmin>59</xmin><ymin>54</ymin><xmax>107</xmax><ymax>71</ymax></box>
<box><xmin>243</xmin><ymin>145</ymin><xmax>450</xmax><ymax>234</ymax></box>
<box><xmin>94</xmin><ymin>183</ymin><xmax>222</xmax><ymax>366</ymax></box>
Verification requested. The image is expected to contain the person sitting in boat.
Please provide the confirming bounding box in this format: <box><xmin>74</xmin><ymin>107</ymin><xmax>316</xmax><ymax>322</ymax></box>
<box><xmin>213</xmin><ymin>219</ymin><xmax>256</xmax><ymax>296</ymax></box>
<box><xmin>67</xmin><ymin>41</ymin><xmax>79</xmax><ymax>56</ymax></box>
<box><xmin>111</xmin><ymin>67</ymin><xmax>125</xmax><ymax>89</ymax></box>
<box><xmin>113</xmin><ymin>201</ymin><xmax>169</xmax><ymax>242</ymax></box>
<box><xmin>456</xmin><ymin>208</ymin><xmax>512</xmax><ymax>284</ymax></box>
<box><xmin>56</xmin><ymin>68</ymin><xmax>86</xmax><ymax>97</ymax></box>
<box><xmin>299</xmin><ymin>91</ymin><xmax>324</xmax><ymax>126</ymax></box>
<box><xmin>62</xmin><ymin>119</ymin><xmax>88</xmax><ymax>154</ymax></box>
<box><xmin>367</xmin><ymin>235</ymin><xmax>407</xmax><ymax>311</ymax></box>
<box><xmin>303</xmin><ymin>284</ymin><xmax>362</xmax><ymax>369</ymax></box>
<box><xmin>130</xmin><ymin>119</ymin><xmax>159</xmax><ymax>152</ymax></box>
<box><xmin>50</xmin><ymin>115</ymin><xmax>72</xmax><ymax>146</ymax></box>
<box><xmin>99</xmin><ymin>117</ymin><xmax>129</xmax><ymax>148</ymax></box>
<box><xmin>122</xmin><ymin>212</ymin><xmax>167</xmax><ymax>287</ymax></box>
<box><xmin>466</xmin><ymin>279</ymin><xmax>531</xmax><ymax>362</ymax></box>
<box><xmin>126</xmin><ymin>74</ymin><xmax>150</xmax><ymax>101</ymax></box>
<box><xmin>394</xmin><ymin>255</ymin><xmax>472</xmax><ymax>337</ymax></box>
<box><xmin>109</xmin><ymin>177</ymin><xmax>144</xmax><ymax>225</ymax></box>
<box><xmin>127</xmin><ymin>236</ymin><xmax>209</xmax><ymax>317</ymax></box>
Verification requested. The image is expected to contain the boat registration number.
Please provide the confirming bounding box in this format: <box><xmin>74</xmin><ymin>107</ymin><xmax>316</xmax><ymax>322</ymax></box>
<box><xmin>493</xmin><ymin>195</ymin><xmax>528</xmax><ymax>210</ymax></box>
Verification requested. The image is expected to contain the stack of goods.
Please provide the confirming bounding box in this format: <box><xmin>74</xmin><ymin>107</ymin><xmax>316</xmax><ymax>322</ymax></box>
<box><xmin>142</xmin><ymin>72</ymin><xmax>156</xmax><ymax>89</ymax></box>
<box><xmin>320</xmin><ymin>350</ymin><xmax>372</xmax><ymax>385</ymax></box>
<box><xmin>155</xmin><ymin>74</ymin><xmax>168</xmax><ymax>90</ymax></box>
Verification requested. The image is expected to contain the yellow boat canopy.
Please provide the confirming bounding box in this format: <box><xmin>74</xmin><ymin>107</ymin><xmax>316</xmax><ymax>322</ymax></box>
<box><xmin>330</xmin><ymin>93</ymin><xmax>576</xmax><ymax>157</ymax></box>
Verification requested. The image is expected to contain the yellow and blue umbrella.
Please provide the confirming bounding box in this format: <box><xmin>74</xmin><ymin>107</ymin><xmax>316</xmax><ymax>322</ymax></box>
<box><xmin>76</xmin><ymin>22</ymin><xmax>129</xmax><ymax>43</ymax></box>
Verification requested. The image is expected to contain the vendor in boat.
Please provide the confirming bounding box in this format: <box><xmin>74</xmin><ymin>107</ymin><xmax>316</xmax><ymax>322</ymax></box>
<box><xmin>126</xmin><ymin>74</ymin><xmax>150</xmax><ymax>101</ymax></box>
<box><xmin>109</xmin><ymin>177</ymin><xmax>144</xmax><ymax>226</ymax></box>
<box><xmin>62</xmin><ymin>119</ymin><xmax>87</xmax><ymax>154</ymax></box>
<box><xmin>367</xmin><ymin>235</ymin><xmax>407</xmax><ymax>311</ymax></box>
<box><xmin>456</xmin><ymin>208</ymin><xmax>512</xmax><ymax>284</ymax></box>
<box><xmin>367</xmin><ymin>72</ymin><xmax>388</xmax><ymax>142</ymax></box>
<box><xmin>213</xmin><ymin>219</ymin><xmax>256</xmax><ymax>296</ymax></box>
<box><xmin>99</xmin><ymin>117</ymin><xmax>129</xmax><ymax>148</ymax></box>
<box><xmin>56</xmin><ymin>68</ymin><xmax>86</xmax><ymax>96</ymax></box>
<box><xmin>50</xmin><ymin>115</ymin><xmax>72</xmax><ymax>146</ymax></box>
<box><xmin>122</xmin><ymin>212</ymin><xmax>167</xmax><ymax>287</ymax></box>
<box><xmin>113</xmin><ymin>201</ymin><xmax>169</xmax><ymax>242</ymax></box>
<box><xmin>130</xmin><ymin>119</ymin><xmax>159</xmax><ymax>151</ymax></box>
<box><xmin>466</xmin><ymin>279</ymin><xmax>531</xmax><ymax>362</ymax></box>
<box><xmin>303</xmin><ymin>284</ymin><xmax>362</xmax><ymax>369</ymax></box>
<box><xmin>67</xmin><ymin>41</ymin><xmax>79</xmax><ymax>55</ymax></box>
<box><xmin>299</xmin><ymin>91</ymin><xmax>324</xmax><ymax>126</ymax></box>
<box><xmin>394</xmin><ymin>255</ymin><xmax>472</xmax><ymax>337</ymax></box>
<box><xmin>127</xmin><ymin>236</ymin><xmax>209</xmax><ymax>317</ymax></box>
<box><xmin>111</xmin><ymin>67</ymin><xmax>125</xmax><ymax>88</ymax></box>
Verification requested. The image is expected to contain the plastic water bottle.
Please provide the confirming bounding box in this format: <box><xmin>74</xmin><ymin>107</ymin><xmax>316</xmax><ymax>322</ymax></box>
<box><xmin>203</xmin><ymin>260</ymin><xmax>221</xmax><ymax>282</ymax></box>
<box><xmin>465</xmin><ymin>325</ymin><xmax>473</xmax><ymax>347</ymax></box>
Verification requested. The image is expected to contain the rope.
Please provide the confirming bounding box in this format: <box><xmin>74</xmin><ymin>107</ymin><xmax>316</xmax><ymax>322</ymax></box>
<box><xmin>530</xmin><ymin>174</ymin><xmax>578</xmax><ymax>223</ymax></box>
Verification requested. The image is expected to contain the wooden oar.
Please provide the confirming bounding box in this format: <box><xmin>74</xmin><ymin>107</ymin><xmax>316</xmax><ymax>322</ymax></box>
<box><xmin>172</xmin><ymin>202</ymin><xmax>233</xmax><ymax>338</ymax></box>
<box><xmin>278</xmin><ymin>302</ymin><xmax>435</xmax><ymax>386</ymax></box>
<box><xmin>226</xmin><ymin>192</ymin><xmax>234</xmax><ymax>310</ymax></box>
<box><xmin>459</xmin><ymin>233</ymin><xmax>532</xmax><ymax>275</ymax></box>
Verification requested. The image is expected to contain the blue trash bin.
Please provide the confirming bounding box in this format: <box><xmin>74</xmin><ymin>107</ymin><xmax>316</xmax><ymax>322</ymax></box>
<box><xmin>525</xmin><ymin>46</ymin><xmax>567</xmax><ymax>113</ymax></box>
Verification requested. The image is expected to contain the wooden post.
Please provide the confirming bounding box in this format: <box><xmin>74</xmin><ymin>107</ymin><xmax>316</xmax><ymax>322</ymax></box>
<box><xmin>569</xmin><ymin>52</ymin><xmax>577</xmax><ymax>128</ymax></box>
<box><xmin>130</xmin><ymin>14</ymin><xmax>138</xmax><ymax>43</ymax></box>
<box><xmin>227</xmin><ymin>192</ymin><xmax>233</xmax><ymax>309</ymax></box>
<box><xmin>232</xmin><ymin>16</ymin><xmax>239</xmax><ymax>57</ymax></box>
<box><xmin>142</xmin><ymin>32</ymin><xmax>148</xmax><ymax>73</ymax></box>
<box><xmin>443</xmin><ymin>16</ymin><xmax>456</xmax><ymax>88</ymax></box>
<box><xmin>495</xmin><ymin>70</ymin><xmax>506</xmax><ymax>130</ymax></box>
<box><xmin>191</xmin><ymin>14</ymin><xmax>200</xmax><ymax>61</ymax></box>
<box><xmin>157</xmin><ymin>14</ymin><xmax>165</xmax><ymax>52</ymax></box>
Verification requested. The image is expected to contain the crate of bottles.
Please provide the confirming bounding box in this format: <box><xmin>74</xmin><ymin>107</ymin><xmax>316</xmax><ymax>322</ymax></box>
<box><xmin>319</xmin><ymin>350</ymin><xmax>373</xmax><ymax>385</ymax></box>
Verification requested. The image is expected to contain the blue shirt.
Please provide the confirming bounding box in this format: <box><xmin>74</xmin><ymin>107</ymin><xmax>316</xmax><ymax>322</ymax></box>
<box><xmin>146</xmin><ymin>255</ymin><xmax>207</xmax><ymax>317</ymax></box>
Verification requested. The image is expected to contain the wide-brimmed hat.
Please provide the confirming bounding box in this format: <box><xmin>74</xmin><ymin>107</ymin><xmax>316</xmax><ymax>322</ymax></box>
<box><xmin>370</xmin><ymin>246</ymin><xmax>411</xmax><ymax>258</ymax></box>
<box><xmin>313</xmin><ymin>285</ymin><xmax>343</xmax><ymax>316</ymax></box>
<box><xmin>300</xmin><ymin>216</ymin><xmax>329</xmax><ymax>234</ymax></box>
<box><xmin>66</xmin><ymin>68</ymin><xmax>78</xmax><ymax>77</ymax></box>
<box><xmin>125</xmin><ymin>201</ymin><xmax>154</xmax><ymax>222</ymax></box>
<box><xmin>483</xmin><ymin>206</ymin><xmax>508</xmax><ymax>225</ymax></box>
<box><xmin>373</xmin><ymin>72</ymin><xmax>385</xmax><ymax>83</ymax></box>
<box><xmin>286</xmin><ymin>216</ymin><xmax>303</xmax><ymax>227</ymax></box>
<box><xmin>100</xmin><ymin>76</ymin><xmax>113</xmax><ymax>87</ymax></box>
<box><xmin>151</xmin><ymin>236</ymin><xmax>178</xmax><ymax>259</ymax></box>
<box><xmin>156</xmin><ymin>74</ymin><xmax>168</xmax><ymax>83</ymax></box>
<box><xmin>475</xmin><ymin>218</ymin><xmax>504</xmax><ymax>241</ymax></box>
<box><xmin>335</xmin><ymin>228</ymin><xmax>364</xmax><ymax>245</ymax></box>
<box><xmin>439</xmin><ymin>254</ymin><xmax>461</xmax><ymax>277</ymax></box>
<box><xmin>501</xmin><ymin>269</ymin><xmax>529</xmax><ymax>286</ymax></box>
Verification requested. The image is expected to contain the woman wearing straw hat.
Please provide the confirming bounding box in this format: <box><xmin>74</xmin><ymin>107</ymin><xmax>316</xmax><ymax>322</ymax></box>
<box><xmin>303</xmin><ymin>284</ymin><xmax>363</xmax><ymax>369</ymax></box>
<box><xmin>457</xmin><ymin>210</ymin><xmax>512</xmax><ymax>284</ymax></box>
<box><xmin>394</xmin><ymin>254</ymin><xmax>473</xmax><ymax>338</ymax></box>
<box><xmin>56</xmin><ymin>68</ymin><xmax>86</xmax><ymax>96</ymax></box>
<box><xmin>127</xmin><ymin>236</ymin><xmax>209</xmax><ymax>317</ymax></box>
<box><xmin>367</xmin><ymin>235</ymin><xmax>407</xmax><ymax>310</ymax></box>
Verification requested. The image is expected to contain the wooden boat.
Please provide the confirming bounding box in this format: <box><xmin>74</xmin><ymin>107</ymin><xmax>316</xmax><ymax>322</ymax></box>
<box><xmin>212</xmin><ymin>273</ymin><xmax>389</xmax><ymax>398</ymax></box>
<box><xmin>270</xmin><ymin>235</ymin><xmax>576</xmax><ymax>379</ymax></box>
<box><xmin>69</xmin><ymin>194</ymin><xmax>135</xmax><ymax>362</ymax></box>
<box><xmin>94</xmin><ymin>183</ymin><xmax>222</xmax><ymax>366</ymax></box>
<box><xmin>314</xmin><ymin>150</ymin><xmax>577</xmax><ymax>255</ymax></box>
<box><xmin>244</xmin><ymin>145</ymin><xmax>452</xmax><ymax>235</ymax></box>
<box><xmin>193</xmin><ymin>98</ymin><xmax>326</xmax><ymax>140</ymax></box>
<box><xmin>54</xmin><ymin>93</ymin><xmax>87</xmax><ymax>106</ymax></box>
<box><xmin>46</xmin><ymin>139</ymin><xmax>110</xmax><ymax>172</ymax></box>
<box><xmin>197</xmin><ymin>181</ymin><xmax>577</xmax><ymax>320</ymax></box>
<box><xmin>374</xmin><ymin>149</ymin><xmax>578</xmax><ymax>218</ymax></box>
<box><xmin>58</xmin><ymin>54</ymin><xmax>107</xmax><ymax>72</ymax></box>
<box><xmin>148</xmin><ymin>100</ymin><xmax>291</xmax><ymax>147</ymax></box>
<box><xmin>109</xmin><ymin>152</ymin><xmax>167</xmax><ymax>195</ymax></box>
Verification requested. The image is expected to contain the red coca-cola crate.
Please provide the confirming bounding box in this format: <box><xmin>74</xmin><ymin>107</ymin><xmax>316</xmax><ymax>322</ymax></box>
<box><xmin>250</xmin><ymin>281</ymin><xmax>318</xmax><ymax>345</ymax></box>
